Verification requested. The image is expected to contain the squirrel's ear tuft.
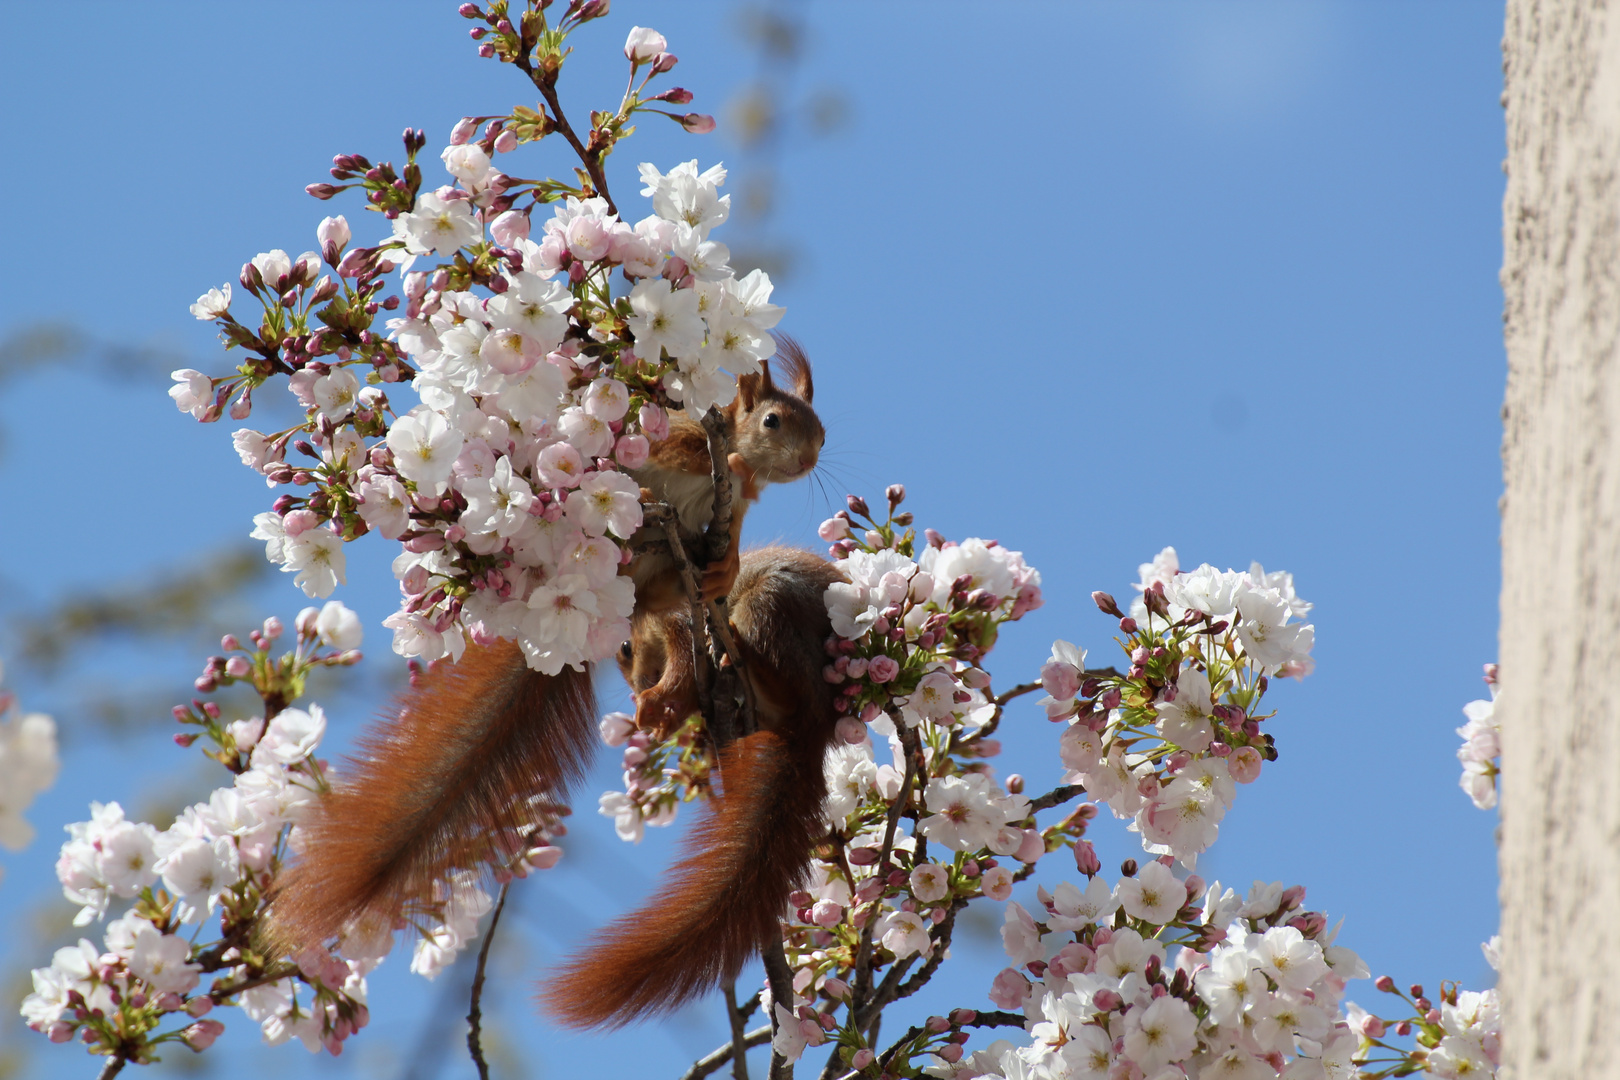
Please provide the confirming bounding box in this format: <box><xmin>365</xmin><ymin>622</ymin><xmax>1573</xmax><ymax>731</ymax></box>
<box><xmin>773</xmin><ymin>334</ymin><xmax>813</xmax><ymax>403</ymax></box>
<box><xmin>735</xmin><ymin>371</ymin><xmax>761</xmax><ymax>411</ymax></box>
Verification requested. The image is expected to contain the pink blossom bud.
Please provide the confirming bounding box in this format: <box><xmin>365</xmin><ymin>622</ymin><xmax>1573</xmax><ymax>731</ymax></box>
<box><xmin>614</xmin><ymin>434</ymin><xmax>650</xmax><ymax>469</ymax></box>
<box><xmin>651</xmin><ymin>52</ymin><xmax>678</xmax><ymax>73</ymax></box>
<box><xmin>494</xmin><ymin>130</ymin><xmax>518</xmax><ymax>153</ymax></box>
<box><xmin>599</xmin><ymin>711</ymin><xmax>634</xmax><ymax>746</ymax></box>
<box><xmin>867</xmin><ymin>655</ymin><xmax>899</xmax><ymax>683</ymax></box>
<box><xmin>1073</xmin><ymin>839</ymin><xmax>1101</xmax><ymax>877</ymax></box>
<box><xmin>1015</xmin><ymin>828</ymin><xmax>1045</xmax><ymax>863</ymax></box>
<box><xmin>262</xmin><ymin>616</ymin><xmax>284</xmax><ymax>640</ymax></box>
<box><xmin>847</xmin><ymin>846</ymin><xmax>879</xmax><ymax>866</ymax></box>
<box><xmin>450</xmin><ymin>117</ymin><xmax>477</xmax><ymax>145</ymax></box>
<box><xmin>1360</xmin><ymin>1014</ymin><xmax>1387</xmax><ymax>1037</ymax></box>
<box><xmin>811</xmin><ymin>899</ymin><xmax>842</xmax><ymax>927</ymax></box>
<box><xmin>680</xmin><ymin>113</ymin><xmax>716</xmax><ymax>133</ymax></box>
<box><xmin>281</xmin><ymin>509</ymin><xmax>320</xmax><ymax>537</ymax></box>
<box><xmin>527</xmin><ymin>845</ymin><xmax>563</xmax><ymax>870</ymax></box>
<box><xmin>224</xmin><ymin>656</ymin><xmax>251</xmax><ymax>679</ymax></box>
<box><xmin>183</xmin><ymin>1019</ymin><xmax>225</xmax><ymax>1051</ymax></box>
<box><xmin>316</xmin><ymin>215</ymin><xmax>351</xmax><ymax>261</ymax></box>
<box><xmin>835</xmin><ymin>717</ymin><xmax>867</xmax><ymax>744</ymax></box>
<box><xmin>185</xmin><ymin>997</ymin><xmax>213</xmax><ymax>1018</ymax></box>
<box><xmin>1280</xmin><ymin>885</ymin><xmax>1306</xmax><ymax>911</ymax></box>
<box><xmin>638</xmin><ymin>402</ymin><xmax>670</xmax><ymax>441</ymax></box>
<box><xmin>490</xmin><ymin>209</ymin><xmax>530</xmax><ymax>247</ymax></box>
<box><xmin>818</xmin><ymin>516</ymin><xmax>851</xmax><ymax>542</ymax></box>
<box><xmin>988</xmin><ymin>968</ymin><xmax>1030</xmax><ymax>1009</ymax></box>
<box><xmin>47</xmin><ymin>1022</ymin><xmax>73</xmax><ymax>1043</ymax></box>
<box><xmin>624</xmin><ymin>25</ymin><xmax>667</xmax><ymax>62</ymax></box>
<box><xmin>936</xmin><ymin>1043</ymin><xmax>963</xmax><ymax>1063</ymax></box>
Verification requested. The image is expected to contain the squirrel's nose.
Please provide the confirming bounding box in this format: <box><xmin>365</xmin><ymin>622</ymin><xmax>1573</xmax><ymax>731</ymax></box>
<box><xmin>799</xmin><ymin>455</ymin><xmax>816</xmax><ymax>472</ymax></box>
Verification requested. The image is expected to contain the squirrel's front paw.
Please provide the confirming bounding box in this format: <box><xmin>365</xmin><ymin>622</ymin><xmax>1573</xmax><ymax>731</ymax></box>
<box><xmin>634</xmin><ymin>683</ymin><xmax>695</xmax><ymax>740</ymax></box>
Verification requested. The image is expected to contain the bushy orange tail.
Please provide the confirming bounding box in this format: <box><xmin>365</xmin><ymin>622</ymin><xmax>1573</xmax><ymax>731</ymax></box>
<box><xmin>542</xmin><ymin>725</ymin><xmax>831</xmax><ymax>1027</ymax></box>
<box><xmin>271</xmin><ymin>642</ymin><xmax>597</xmax><ymax>948</ymax></box>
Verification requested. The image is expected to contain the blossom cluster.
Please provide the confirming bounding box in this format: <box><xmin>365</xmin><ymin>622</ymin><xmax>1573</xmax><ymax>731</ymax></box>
<box><xmin>818</xmin><ymin>485</ymin><xmax>1044</xmax><ymax>731</ymax></box>
<box><xmin>0</xmin><ymin>658</ymin><xmax>59</xmax><ymax>875</ymax></box>
<box><xmin>19</xmin><ymin>605</ymin><xmax>551</xmax><ymax>1067</ymax></box>
<box><xmin>178</xmin><ymin>14</ymin><xmax>775</xmax><ymax>679</ymax></box>
<box><xmin>1455</xmin><ymin>665</ymin><xmax>1499</xmax><ymax>811</ymax></box>
<box><xmin>596</xmin><ymin>710</ymin><xmax>716</xmax><ymax>841</ymax></box>
<box><xmin>940</xmin><ymin>871</ymin><xmax>1369</xmax><ymax>1080</ymax></box>
<box><xmin>1047</xmin><ymin>547</ymin><xmax>1317</xmax><ymax>866</ymax></box>
<box><xmin>1340</xmin><ymin>943</ymin><xmax>1502</xmax><ymax>1080</ymax></box>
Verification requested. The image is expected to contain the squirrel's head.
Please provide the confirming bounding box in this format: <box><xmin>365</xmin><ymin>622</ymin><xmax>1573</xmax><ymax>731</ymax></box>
<box><xmin>727</xmin><ymin>335</ymin><xmax>823</xmax><ymax>485</ymax></box>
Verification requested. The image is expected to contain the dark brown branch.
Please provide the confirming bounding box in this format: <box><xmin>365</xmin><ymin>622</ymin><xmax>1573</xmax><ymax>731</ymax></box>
<box><xmin>699</xmin><ymin>409</ymin><xmax>737</xmax><ymax>565</ymax></box>
<box><xmin>725</xmin><ymin>982</ymin><xmax>754</xmax><ymax>1080</ymax></box>
<box><xmin>207</xmin><ymin>964</ymin><xmax>300</xmax><ymax>1001</ymax></box>
<box><xmin>965</xmin><ymin>1010</ymin><xmax>1030</xmax><ymax>1029</ymax></box>
<box><xmin>762</xmin><ymin>936</ymin><xmax>796</xmax><ymax>1080</ymax></box>
<box><xmin>1029</xmin><ymin>784</ymin><xmax>1086</xmax><ymax>812</ymax></box>
<box><xmin>850</xmin><ymin>723</ymin><xmax>920</xmax><ymax>1008</ymax></box>
<box><xmin>680</xmin><ymin>1025</ymin><xmax>774</xmax><ymax>1080</ymax></box>
<box><xmin>994</xmin><ymin>682</ymin><xmax>1041</xmax><ymax>707</ymax></box>
<box><xmin>512</xmin><ymin>53</ymin><xmax>616</xmax><ymax>214</ymax></box>
<box><xmin>466</xmin><ymin>880</ymin><xmax>512</xmax><ymax>1080</ymax></box>
<box><xmin>96</xmin><ymin>1055</ymin><xmax>128</xmax><ymax>1080</ymax></box>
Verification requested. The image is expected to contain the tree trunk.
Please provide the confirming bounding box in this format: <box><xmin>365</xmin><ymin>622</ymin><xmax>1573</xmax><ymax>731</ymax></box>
<box><xmin>1500</xmin><ymin>2</ymin><xmax>1620</xmax><ymax>1076</ymax></box>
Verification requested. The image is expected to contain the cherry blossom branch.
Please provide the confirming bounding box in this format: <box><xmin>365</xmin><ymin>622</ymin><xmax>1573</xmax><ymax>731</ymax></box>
<box><xmin>680</xmin><ymin>1025</ymin><xmax>773</xmax><ymax>1080</ymax></box>
<box><xmin>723</xmin><ymin>982</ymin><xmax>755</xmax><ymax>1080</ymax></box>
<box><xmin>511</xmin><ymin>53</ymin><xmax>616</xmax><ymax>214</ymax></box>
<box><xmin>763</xmin><ymin>934</ymin><xmax>797</xmax><ymax>1079</ymax></box>
<box><xmin>1029</xmin><ymin>783</ymin><xmax>1086</xmax><ymax>812</ymax></box>
<box><xmin>95</xmin><ymin>1054</ymin><xmax>128</xmax><ymax>1080</ymax></box>
<box><xmin>207</xmin><ymin>964</ymin><xmax>301</xmax><ymax>1000</ymax></box>
<box><xmin>466</xmin><ymin>880</ymin><xmax>511</xmax><ymax>1080</ymax></box>
<box><xmin>700</xmin><ymin>409</ymin><xmax>737</xmax><ymax>566</ymax></box>
<box><xmin>850</xmin><ymin>722</ymin><xmax>921</xmax><ymax>1009</ymax></box>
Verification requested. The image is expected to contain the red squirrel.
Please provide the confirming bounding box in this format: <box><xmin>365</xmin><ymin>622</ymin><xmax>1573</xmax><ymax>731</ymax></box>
<box><xmin>543</xmin><ymin>545</ymin><xmax>847</xmax><ymax>1028</ymax></box>
<box><xmin>269</xmin><ymin>346</ymin><xmax>823</xmax><ymax>953</ymax></box>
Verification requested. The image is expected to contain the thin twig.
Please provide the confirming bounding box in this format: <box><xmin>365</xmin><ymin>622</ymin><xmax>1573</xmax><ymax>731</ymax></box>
<box><xmin>850</xmin><ymin>722</ymin><xmax>920</xmax><ymax>1007</ymax></box>
<box><xmin>966</xmin><ymin>1010</ymin><xmax>1030</xmax><ymax>1029</ymax></box>
<box><xmin>207</xmin><ymin>964</ymin><xmax>300</xmax><ymax>1001</ymax></box>
<box><xmin>511</xmin><ymin>53</ymin><xmax>616</xmax><ymax>213</ymax></box>
<box><xmin>467</xmin><ymin>881</ymin><xmax>512</xmax><ymax>1080</ymax></box>
<box><xmin>1029</xmin><ymin>783</ymin><xmax>1086</xmax><ymax>812</ymax></box>
<box><xmin>890</xmin><ymin>903</ymin><xmax>961</xmax><ymax>1003</ymax></box>
<box><xmin>725</xmin><ymin>982</ymin><xmax>753</xmax><ymax>1080</ymax></box>
<box><xmin>96</xmin><ymin>1055</ymin><xmax>127</xmax><ymax>1080</ymax></box>
<box><xmin>994</xmin><ymin>681</ymin><xmax>1042</xmax><ymax>707</ymax></box>
<box><xmin>680</xmin><ymin>1025</ymin><xmax>774</xmax><ymax>1080</ymax></box>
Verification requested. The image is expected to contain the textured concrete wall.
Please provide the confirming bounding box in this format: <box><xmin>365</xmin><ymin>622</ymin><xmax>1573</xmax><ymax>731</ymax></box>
<box><xmin>1500</xmin><ymin>1</ymin><xmax>1620</xmax><ymax>1075</ymax></box>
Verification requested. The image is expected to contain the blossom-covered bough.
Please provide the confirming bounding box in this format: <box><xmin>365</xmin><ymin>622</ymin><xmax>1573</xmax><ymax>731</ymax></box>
<box><xmin>25</xmin><ymin>3</ymin><xmax>1501</xmax><ymax>1078</ymax></box>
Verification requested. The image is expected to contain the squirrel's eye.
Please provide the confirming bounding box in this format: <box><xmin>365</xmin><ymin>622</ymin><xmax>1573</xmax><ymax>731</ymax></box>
<box><xmin>619</xmin><ymin>641</ymin><xmax>633</xmax><ymax>661</ymax></box>
<box><xmin>763</xmin><ymin>413</ymin><xmax>780</xmax><ymax>429</ymax></box>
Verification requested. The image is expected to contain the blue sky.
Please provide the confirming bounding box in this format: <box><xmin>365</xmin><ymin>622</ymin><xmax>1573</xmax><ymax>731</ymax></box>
<box><xmin>0</xmin><ymin>3</ymin><xmax>1505</xmax><ymax>1077</ymax></box>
